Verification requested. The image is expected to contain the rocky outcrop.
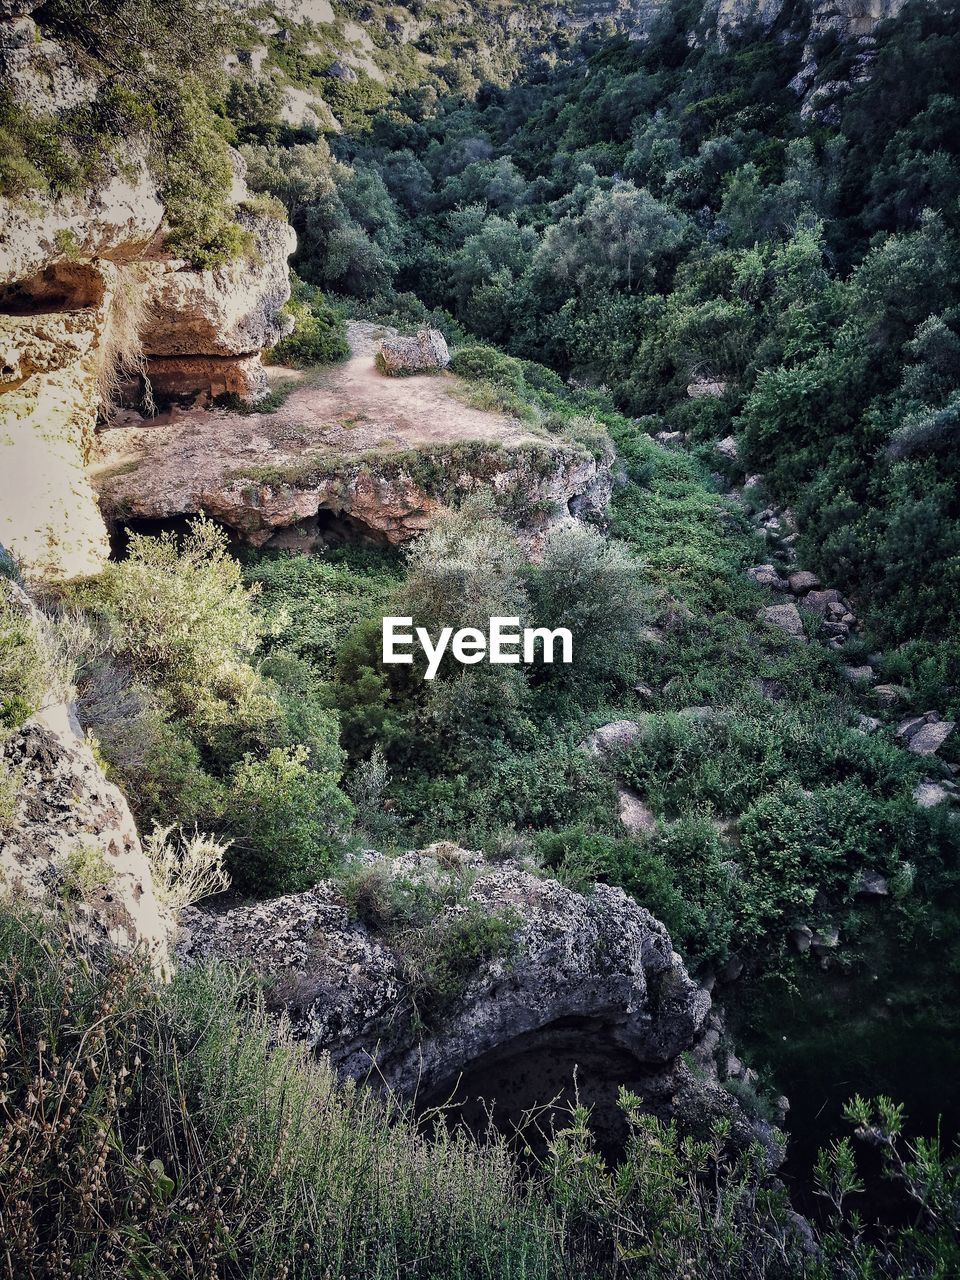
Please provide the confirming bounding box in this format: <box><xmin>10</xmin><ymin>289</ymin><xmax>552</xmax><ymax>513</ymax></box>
<box><xmin>91</xmin><ymin>346</ymin><xmax>613</xmax><ymax>551</ymax></box>
<box><xmin>179</xmin><ymin>847</ymin><xmax>768</xmax><ymax>1153</ymax></box>
<box><xmin>0</xmin><ymin>263</ymin><xmax>117</xmax><ymax>579</ymax></box>
<box><xmin>0</xmin><ymin>580</ymin><xmax>173</xmax><ymax>967</ymax></box>
<box><xmin>0</xmin><ymin>11</ymin><xmax>296</xmax><ymax>582</ymax></box>
<box><xmin>136</xmin><ymin>199</ymin><xmax>297</xmax><ymax>404</ymax></box>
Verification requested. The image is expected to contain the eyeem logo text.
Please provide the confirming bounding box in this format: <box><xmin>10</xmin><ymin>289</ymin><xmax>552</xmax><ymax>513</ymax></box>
<box><xmin>383</xmin><ymin>616</ymin><xmax>573</xmax><ymax>680</ymax></box>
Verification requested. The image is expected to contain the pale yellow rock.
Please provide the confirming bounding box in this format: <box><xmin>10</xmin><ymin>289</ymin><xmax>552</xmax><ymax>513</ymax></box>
<box><xmin>0</xmin><ymin>276</ymin><xmax>113</xmax><ymax>581</ymax></box>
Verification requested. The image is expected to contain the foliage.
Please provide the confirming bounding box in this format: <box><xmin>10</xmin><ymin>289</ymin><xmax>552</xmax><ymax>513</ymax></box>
<box><xmin>225</xmin><ymin>745</ymin><xmax>353</xmax><ymax>893</ymax></box>
<box><xmin>6</xmin><ymin>0</ymin><xmax>247</xmax><ymax>265</ymax></box>
<box><xmin>268</xmin><ymin>276</ymin><xmax>351</xmax><ymax>368</ymax></box>
<box><xmin>142</xmin><ymin>823</ymin><xmax>231</xmax><ymax>914</ymax></box>
<box><xmin>0</xmin><ymin>597</ymin><xmax>46</xmax><ymax>731</ymax></box>
<box><xmin>339</xmin><ymin>855</ymin><xmax>519</xmax><ymax>1025</ymax></box>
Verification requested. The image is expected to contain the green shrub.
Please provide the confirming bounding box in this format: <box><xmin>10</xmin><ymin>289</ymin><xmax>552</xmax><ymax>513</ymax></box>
<box><xmin>269</xmin><ymin>282</ymin><xmax>350</xmax><ymax>368</ymax></box>
<box><xmin>92</xmin><ymin>517</ymin><xmax>261</xmax><ymax>726</ymax></box>
<box><xmin>226</xmin><ymin>744</ymin><xmax>353</xmax><ymax>893</ymax></box>
<box><xmin>0</xmin><ymin>596</ymin><xmax>46</xmax><ymax>731</ymax></box>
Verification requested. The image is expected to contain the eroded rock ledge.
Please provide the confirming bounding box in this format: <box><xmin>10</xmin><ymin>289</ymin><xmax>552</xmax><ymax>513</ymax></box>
<box><xmin>91</xmin><ymin>347</ymin><xmax>613</xmax><ymax>551</ymax></box>
<box><xmin>179</xmin><ymin>848</ymin><xmax>771</xmax><ymax>1155</ymax></box>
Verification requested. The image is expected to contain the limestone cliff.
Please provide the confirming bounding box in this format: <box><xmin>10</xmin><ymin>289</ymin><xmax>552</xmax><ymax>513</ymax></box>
<box><xmin>0</xmin><ymin>4</ymin><xmax>296</xmax><ymax>582</ymax></box>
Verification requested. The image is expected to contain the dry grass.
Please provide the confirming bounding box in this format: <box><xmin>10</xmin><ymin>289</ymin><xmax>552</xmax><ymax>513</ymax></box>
<box><xmin>95</xmin><ymin>266</ymin><xmax>155</xmax><ymax>419</ymax></box>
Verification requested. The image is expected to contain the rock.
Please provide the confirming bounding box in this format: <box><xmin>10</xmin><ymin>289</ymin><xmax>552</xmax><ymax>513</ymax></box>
<box><xmin>874</xmin><ymin>683</ymin><xmax>909</xmax><ymax>708</ymax></box>
<box><xmin>747</xmin><ymin>564</ymin><xmax>789</xmax><ymax>591</ymax></box>
<box><xmin>789</xmin><ymin>925</ymin><xmax>813</xmax><ymax>954</ymax></box>
<box><xmin>714</xmin><ymin>434</ymin><xmax>739</xmax><ymax>460</ymax></box>
<box><xmin>0</xmin><ymin>264</ymin><xmax>117</xmax><ymax>580</ymax></box>
<box><xmin>325</xmin><ymin>59</ymin><xmax>357</xmax><ymax>80</ymax></box>
<box><xmin>856</xmin><ymin>714</ymin><xmax>881</xmax><ymax>734</ymax></box>
<box><xmin>633</xmin><ymin>682</ymin><xmax>654</xmax><ymax>699</ymax></box>
<box><xmin>804</xmin><ymin>589</ymin><xmax>847</xmax><ymax>617</ymax></box>
<box><xmin>914</xmin><ymin>782</ymin><xmax>952</xmax><ymax>809</ymax></box>
<box><xmin>896</xmin><ymin>714</ymin><xmax>929</xmax><ymax>741</ymax></box>
<box><xmin>788</xmin><ymin>571</ymin><xmax>821</xmax><ymax>595</ymax></box>
<box><xmin>907</xmin><ymin>720</ymin><xmax>954</xmax><ymax>757</ymax></box>
<box><xmin>178</xmin><ymin>852</ymin><xmax>727</xmax><ymax>1132</ymax></box>
<box><xmin>0</xmin><ymin>585</ymin><xmax>172</xmax><ymax>967</ymax></box>
<box><xmin>725</xmin><ymin>1052</ymin><xmax>744</xmax><ymax>1077</ymax></box>
<box><xmin>581</xmin><ymin>719</ymin><xmax>645</xmax><ymax>758</ymax></box>
<box><xmin>721</xmin><ymin>954</ymin><xmax>744</xmax><ymax>982</ymax></box>
<box><xmin>761</xmin><ymin>603</ymin><xmax>806</xmax><ymax>641</ymax></box>
<box><xmin>142</xmin><ymin>354</ymin><xmax>268</xmax><ymax>404</ymax></box>
<box><xmin>844</xmin><ymin>665</ymin><xmax>875</xmax><ymax>683</ymax></box>
<box><xmin>678</xmin><ymin>705</ymin><xmax>730</xmax><ymax>723</ymax></box>
<box><xmin>617</xmin><ymin>787</ymin><xmax>657</xmax><ymax>836</ymax></box>
<box><xmin>377</xmin><ymin>329</ymin><xmax>450</xmax><ymax>376</ymax></box>
<box><xmin>141</xmin><ymin>207</ymin><xmax>296</xmax><ymax>362</ymax></box>
<box><xmin>811</xmin><ymin>926</ymin><xmax>839</xmax><ymax>952</ymax></box>
<box><xmin>654</xmin><ymin>430</ymin><xmax>687</xmax><ymax>447</ymax></box>
<box><xmin>688</xmin><ymin>381</ymin><xmax>728</xmax><ymax>399</ymax></box>
<box><xmin>744</xmin><ymin>473</ymin><xmax>764</xmax><ymax>489</ymax></box>
<box><xmin>854</xmin><ymin>871</ymin><xmax>889</xmax><ymax>898</ymax></box>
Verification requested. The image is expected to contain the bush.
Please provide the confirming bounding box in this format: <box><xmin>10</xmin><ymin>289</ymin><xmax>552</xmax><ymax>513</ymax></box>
<box><xmin>527</xmin><ymin>524</ymin><xmax>649</xmax><ymax>688</ymax></box>
<box><xmin>0</xmin><ymin>904</ymin><xmax>561</xmax><ymax>1279</ymax></box>
<box><xmin>0</xmin><ymin>595</ymin><xmax>46</xmax><ymax>731</ymax></box>
<box><xmin>92</xmin><ymin>517</ymin><xmax>261</xmax><ymax>726</ymax></box>
<box><xmin>269</xmin><ymin>281</ymin><xmax>350</xmax><ymax>368</ymax></box>
<box><xmin>226</xmin><ymin>744</ymin><xmax>353</xmax><ymax>893</ymax></box>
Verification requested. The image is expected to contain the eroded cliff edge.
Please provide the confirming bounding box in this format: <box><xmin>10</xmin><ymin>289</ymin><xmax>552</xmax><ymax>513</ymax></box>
<box><xmin>0</xmin><ymin>2</ymin><xmax>296</xmax><ymax>581</ymax></box>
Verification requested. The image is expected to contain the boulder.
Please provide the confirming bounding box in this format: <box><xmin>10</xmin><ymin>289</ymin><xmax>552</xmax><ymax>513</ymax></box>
<box><xmin>788</xmin><ymin>925</ymin><xmax>813</xmax><ymax>955</ymax></box>
<box><xmin>843</xmin><ymin>665</ymin><xmax>875</xmax><ymax>683</ymax></box>
<box><xmin>788</xmin><ymin>571</ymin><xmax>821</xmax><ymax>595</ymax></box>
<box><xmin>377</xmin><ymin>329</ymin><xmax>450</xmax><ymax>376</ymax></box>
<box><xmin>856</xmin><ymin>714</ymin><xmax>881</xmax><ymax>734</ymax></box>
<box><xmin>914</xmin><ymin>782</ymin><xmax>952</xmax><ymax>809</ymax></box>
<box><xmin>688</xmin><ymin>381</ymin><xmax>728</xmax><ymax>399</ymax></box>
<box><xmin>654</xmin><ymin>430</ymin><xmax>687</xmax><ymax>447</ymax></box>
<box><xmin>141</xmin><ymin>210</ymin><xmax>297</xmax><ymax>360</ymax></box>
<box><xmin>581</xmin><ymin>719</ymin><xmax>645</xmax><ymax>757</ymax></box>
<box><xmin>617</xmin><ymin>787</ymin><xmax>657</xmax><ymax>836</ymax></box>
<box><xmin>714</xmin><ymin>434</ymin><xmax>739</xmax><ymax>460</ymax></box>
<box><xmin>854</xmin><ymin>871</ymin><xmax>889</xmax><ymax>898</ymax></box>
<box><xmin>874</xmin><ymin>683</ymin><xmax>909</xmax><ymax>708</ymax></box>
<box><xmin>747</xmin><ymin>564</ymin><xmax>789</xmax><ymax>591</ymax></box>
<box><xmin>907</xmin><ymin>720</ymin><xmax>954</xmax><ymax>757</ymax></box>
<box><xmin>761</xmin><ymin>602</ymin><xmax>806</xmax><ymax>641</ymax></box>
<box><xmin>804</xmin><ymin>589</ymin><xmax>847</xmax><ymax>617</ymax></box>
<box><xmin>178</xmin><ymin>851</ymin><xmax>752</xmax><ymax>1149</ymax></box>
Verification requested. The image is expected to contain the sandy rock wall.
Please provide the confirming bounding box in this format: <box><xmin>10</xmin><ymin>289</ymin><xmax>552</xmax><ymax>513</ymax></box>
<box><xmin>0</xmin><ymin>7</ymin><xmax>297</xmax><ymax>582</ymax></box>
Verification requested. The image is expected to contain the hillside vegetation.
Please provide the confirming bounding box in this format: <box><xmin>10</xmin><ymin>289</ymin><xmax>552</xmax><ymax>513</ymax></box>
<box><xmin>2</xmin><ymin>0</ymin><xmax>960</xmax><ymax>1275</ymax></box>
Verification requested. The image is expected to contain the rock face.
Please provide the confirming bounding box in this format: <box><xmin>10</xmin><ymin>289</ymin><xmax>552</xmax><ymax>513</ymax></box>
<box><xmin>0</xmin><ymin>264</ymin><xmax>116</xmax><ymax>578</ymax></box>
<box><xmin>137</xmin><ymin>204</ymin><xmax>297</xmax><ymax>403</ymax></box>
<box><xmin>377</xmin><ymin>329</ymin><xmax>451</xmax><ymax>376</ymax></box>
<box><xmin>0</xmin><ymin>12</ymin><xmax>296</xmax><ymax>582</ymax></box>
<box><xmin>0</xmin><ymin>581</ymin><xmax>173</xmax><ymax>966</ymax></box>
<box><xmin>179</xmin><ymin>849</ymin><xmax>764</xmax><ymax>1152</ymax></box>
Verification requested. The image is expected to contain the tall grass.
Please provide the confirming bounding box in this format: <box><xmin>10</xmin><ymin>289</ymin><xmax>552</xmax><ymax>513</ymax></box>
<box><xmin>0</xmin><ymin>906</ymin><xmax>560</xmax><ymax>1279</ymax></box>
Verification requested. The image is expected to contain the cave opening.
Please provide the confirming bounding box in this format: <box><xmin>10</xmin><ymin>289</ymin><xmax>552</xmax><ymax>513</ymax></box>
<box><xmin>415</xmin><ymin>1018</ymin><xmax>674</xmax><ymax>1164</ymax></box>
<box><xmin>0</xmin><ymin>264</ymin><xmax>106</xmax><ymax>316</ymax></box>
<box><xmin>264</xmin><ymin>508</ymin><xmax>393</xmax><ymax>552</ymax></box>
